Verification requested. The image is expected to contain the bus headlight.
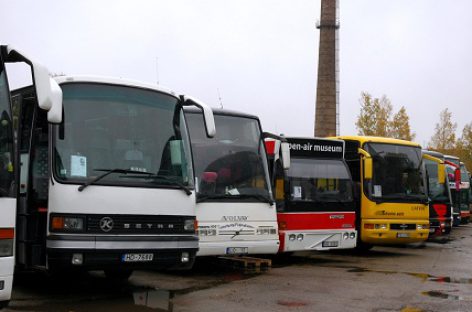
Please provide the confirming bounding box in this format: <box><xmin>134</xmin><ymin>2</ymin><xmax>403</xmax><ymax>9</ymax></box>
<box><xmin>350</xmin><ymin>232</ymin><xmax>356</xmax><ymax>239</ymax></box>
<box><xmin>374</xmin><ymin>224</ymin><xmax>388</xmax><ymax>230</ymax></box>
<box><xmin>343</xmin><ymin>232</ymin><xmax>349</xmax><ymax>240</ymax></box>
<box><xmin>0</xmin><ymin>228</ymin><xmax>14</xmax><ymax>257</ymax></box>
<box><xmin>197</xmin><ymin>226</ymin><xmax>216</xmax><ymax>236</ymax></box>
<box><xmin>296</xmin><ymin>234</ymin><xmax>304</xmax><ymax>241</ymax></box>
<box><xmin>417</xmin><ymin>224</ymin><xmax>429</xmax><ymax>230</ymax></box>
<box><xmin>51</xmin><ymin>216</ymin><xmax>84</xmax><ymax>232</ymax></box>
<box><xmin>184</xmin><ymin>219</ymin><xmax>196</xmax><ymax>232</ymax></box>
<box><xmin>289</xmin><ymin>234</ymin><xmax>296</xmax><ymax>241</ymax></box>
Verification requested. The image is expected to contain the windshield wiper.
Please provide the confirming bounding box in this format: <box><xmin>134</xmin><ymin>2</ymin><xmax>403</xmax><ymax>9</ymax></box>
<box><xmin>122</xmin><ymin>174</ymin><xmax>192</xmax><ymax>196</ymax></box>
<box><xmin>197</xmin><ymin>193</ymin><xmax>273</xmax><ymax>204</ymax></box>
<box><xmin>78</xmin><ymin>168</ymin><xmax>153</xmax><ymax>192</ymax></box>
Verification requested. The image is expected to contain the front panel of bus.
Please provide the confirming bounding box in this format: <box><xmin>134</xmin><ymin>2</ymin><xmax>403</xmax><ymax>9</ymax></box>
<box><xmin>47</xmin><ymin>82</ymin><xmax>198</xmax><ymax>270</ymax></box>
<box><xmin>361</xmin><ymin>142</ymin><xmax>429</xmax><ymax>244</ymax></box>
<box><xmin>186</xmin><ymin>111</ymin><xmax>278</xmax><ymax>256</ymax></box>
<box><xmin>424</xmin><ymin>159</ymin><xmax>452</xmax><ymax>236</ymax></box>
<box><xmin>0</xmin><ymin>54</ymin><xmax>15</xmax><ymax>304</ymax></box>
<box><xmin>278</xmin><ymin>152</ymin><xmax>357</xmax><ymax>252</ymax></box>
<box><xmin>459</xmin><ymin>164</ymin><xmax>470</xmax><ymax>223</ymax></box>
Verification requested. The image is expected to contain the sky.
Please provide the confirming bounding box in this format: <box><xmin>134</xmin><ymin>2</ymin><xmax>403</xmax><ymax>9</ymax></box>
<box><xmin>1</xmin><ymin>0</ymin><xmax>471</xmax><ymax>146</ymax></box>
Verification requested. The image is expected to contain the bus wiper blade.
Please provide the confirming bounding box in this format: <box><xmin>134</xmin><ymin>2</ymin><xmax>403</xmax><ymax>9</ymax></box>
<box><xmin>236</xmin><ymin>194</ymin><xmax>274</xmax><ymax>204</ymax></box>
<box><xmin>124</xmin><ymin>174</ymin><xmax>192</xmax><ymax>196</ymax></box>
<box><xmin>196</xmin><ymin>194</ymin><xmax>233</xmax><ymax>202</ymax></box>
<box><xmin>78</xmin><ymin>168</ymin><xmax>152</xmax><ymax>192</ymax></box>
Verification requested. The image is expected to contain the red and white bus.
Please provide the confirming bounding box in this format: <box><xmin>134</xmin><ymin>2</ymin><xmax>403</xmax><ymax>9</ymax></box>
<box><xmin>266</xmin><ymin>137</ymin><xmax>357</xmax><ymax>252</ymax></box>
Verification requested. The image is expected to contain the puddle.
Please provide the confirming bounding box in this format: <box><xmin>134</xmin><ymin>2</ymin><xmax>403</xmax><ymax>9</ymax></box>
<box><xmin>277</xmin><ymin>300</ymin><xmax>308</xmax><ymax>307</ymax></box>
<box><xmin>422</xmin><ymin>290</ymin><xmax>462</xmax><ymax>301</ymax></box>
<box><xmin>133</xmin><ymin>289</ymin><xmax>173</xmax><ymax>311</ymax></box>
<box><xmin>428</xmin><ymin>277</ymin><xmax>472</xmax><ymax>284</ymax></box>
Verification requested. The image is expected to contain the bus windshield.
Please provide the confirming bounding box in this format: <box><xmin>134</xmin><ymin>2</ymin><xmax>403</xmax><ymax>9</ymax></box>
<box><xmin>460</xmin><ymin>164</ymin><xmax>470</xmax><ymax>183</ymax></box>
<box><xmin>53</xmin><ymin>83</ymin><xmax>194</xmax><ymax>188</ymax></box>
<box><xmin>288</xmin><ymin>158</ymin><xmax>353</xmax><ymax>203</ymax></box>
<box><xmin>425</xmin><ymin>159</ymin><xmax>449</xmax><ymax>202</ymax></box>
<box><xmin>365</xmin><ymin>143</ymin><xmax>426</xmax><ymax>203</ymax></box>
<box><xmin>186</xmin><ymin>113</ymin><xmax>271</xmax><ymax>203</ymax></box>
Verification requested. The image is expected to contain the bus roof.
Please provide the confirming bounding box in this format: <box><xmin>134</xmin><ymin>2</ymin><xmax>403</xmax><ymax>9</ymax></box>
<box><xmin>444</xmin><ymin>155</ymin><xmax>460</xmax><ymax>161</ymax></box>
<box><xmin>333</xmin><ymin>135</ymin><xmax>421</xmax><ymax>148</ymax></box>
<box><xmin>53</xmin><ymin>75</ymin><xmax>179</xmax><ymax>99</ymax></box>
<box><xmin>422</xmin><ymin>150</ymin><xmax>445</xmax><ymax>160</ymax></box>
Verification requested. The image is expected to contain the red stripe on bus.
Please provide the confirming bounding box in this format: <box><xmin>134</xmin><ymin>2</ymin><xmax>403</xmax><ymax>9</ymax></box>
<box><xmin>38</xmin><ymin>207</ymin><xmax>48</xmax><ymax>213</ymax></box>
<box><xmin>0</xmin><ymin>228</ymin><xmax>14</xmax><ymax>239</ymax></box>
<box><xmin>277</xmin><ymin>212</ymin><xmax>356</xmax><ymax>231</ymax></box>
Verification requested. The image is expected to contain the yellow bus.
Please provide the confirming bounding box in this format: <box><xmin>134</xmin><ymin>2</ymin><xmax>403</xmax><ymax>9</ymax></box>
<box><xmin>333</xmin><ymin>136</ymin><xmax>445</xmax><ymax>249</ymax></box>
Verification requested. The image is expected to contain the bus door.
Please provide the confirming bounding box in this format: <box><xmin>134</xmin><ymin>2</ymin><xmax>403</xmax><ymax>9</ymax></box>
<box><xmin>0</xmin><ymin>46</ymin><xmax>17</xmax><ymax>306</ymax></box>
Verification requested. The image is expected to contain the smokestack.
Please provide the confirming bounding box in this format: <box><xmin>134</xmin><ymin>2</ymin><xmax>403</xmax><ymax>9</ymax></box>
<box><xmin>314</xmin><ymin>0</ymin><xmax>339</xmax><ymax>137</ymax></box>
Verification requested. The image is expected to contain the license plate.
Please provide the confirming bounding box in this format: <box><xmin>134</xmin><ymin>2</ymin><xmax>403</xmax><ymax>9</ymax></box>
<box><xmin>122</xmin><ymin>253</ymin><xmax>154</xmax><ymax>262</ymax></box>
<box><xmin>322</xmin><ymin>241</ymin><xmax>338</xmax><ymax>247</ymax></box>
<box><xmin>226</xmin><ymin>247</ymin><xmax>248</xmax><ymax>255</ymax></box>
<box><xmin>397</xmin><ymin>233</ymin><xmax>410</xmax><ymax>238</ymax></box>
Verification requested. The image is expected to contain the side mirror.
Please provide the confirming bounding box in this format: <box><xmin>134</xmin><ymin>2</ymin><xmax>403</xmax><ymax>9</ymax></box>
<box><xmin>280</xmin><ymin>142</ymin><xmax>291</xmax><ymax>171</ymax></box>
<box><xmin>181</xmin><ymin>95</ymin><xmax>216</xmax><ymax>138</ymax></box>
<box><xmin>358</xmin><ymin>148</ymin><xmax>373</xmax><ymax>180</ymax></box>
<box><xmin>438</xmin><ymin>163</ymin><xmax>446</xmax><ymax>184</ymax></box>
<box><xmin>47</xmin><ymin>78</ymin><xmax>63</xmax><ymax>123</ymax></box>
<box><xmin>5</xmin><ymin>46</ymin><xmax>63</xmax><ymax>123</ymax></box>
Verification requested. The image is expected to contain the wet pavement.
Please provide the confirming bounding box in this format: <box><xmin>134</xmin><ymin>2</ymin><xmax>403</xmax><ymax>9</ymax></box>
<box><xmin>5</xmin><ymin>225</ymin><xmax>472</xmax><ymax>311</ymax></box>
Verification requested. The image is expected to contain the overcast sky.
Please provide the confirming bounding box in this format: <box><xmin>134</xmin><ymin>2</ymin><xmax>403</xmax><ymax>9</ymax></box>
<box><xmin>1</xmin><ymin>0</ymin><xmax>471</xmax><ymax>146</ymax></box>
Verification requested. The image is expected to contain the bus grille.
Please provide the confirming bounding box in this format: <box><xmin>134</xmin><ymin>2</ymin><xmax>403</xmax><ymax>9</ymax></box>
<box><xmin>390</xmin><ymin>223</ymin><xmax>416</xmax><ymax>231</ymax></box>
<box><xmin>86</xmin><ymin>215</ymin><xmax>190</xmax><ymax>234</ymax></box>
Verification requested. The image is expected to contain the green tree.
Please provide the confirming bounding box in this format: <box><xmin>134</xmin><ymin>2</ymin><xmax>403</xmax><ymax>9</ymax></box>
<box><xmin>428</xmin><ymin>108</ymin><xmax>457</xmax><ymax>151</ymax></box>
<box><xmin>457</xmin><ymin>122</ymin><xmax>472</xmax><ymax>172</ymax></box>
<box><xmin>390</xmin><ymin>106</ymin><xmax>416</xmax><ymax>141</ymax></box>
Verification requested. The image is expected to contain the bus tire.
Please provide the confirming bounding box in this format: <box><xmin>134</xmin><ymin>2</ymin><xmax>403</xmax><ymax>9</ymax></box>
<box><xmin>104</xmin><ymin>269</ymin><xmax>133</xmax><ymax>281</ymax></box>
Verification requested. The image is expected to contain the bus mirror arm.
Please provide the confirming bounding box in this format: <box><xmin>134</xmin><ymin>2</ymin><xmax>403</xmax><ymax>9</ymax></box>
<box><xmin>262</xmin><ymin>133</ymin><xmax>290</xmax><ymax>171</ymax></box>
<box><xmin>181</xmin><ymin>95</ymin><xmax>216</xmax><ymax>138</ymax></box>
<box><xmin>4</xmin><ymin>46</ymin><xmax>63</xmax><ymax>123</ymax></box>
<box><xmin>358</xmin><ymin>148</ymin><xmax>373</xmax><ymax>180</ymax></box>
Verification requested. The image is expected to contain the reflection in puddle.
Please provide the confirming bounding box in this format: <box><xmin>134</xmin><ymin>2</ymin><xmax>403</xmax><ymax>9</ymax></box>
<box><xmin>428</xmin><ymin>277</ymin><xmax>472</xmax><ymax>284</ymax></box>
<box><xmin>422</xmin><ymin>291</ymin><xmax>462</xmax><ymax>301</ymax></box>
<box><xmin>133</xmin><ymin>289</ymin><xmax>173</xmax><ymax>311</ymax></box>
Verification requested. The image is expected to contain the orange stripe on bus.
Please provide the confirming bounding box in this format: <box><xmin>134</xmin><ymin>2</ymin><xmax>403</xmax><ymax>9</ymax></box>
<box><xmin>0</xmin><ymin>228</ymin><xmax>14</xmax><ymax>239</ymax></box>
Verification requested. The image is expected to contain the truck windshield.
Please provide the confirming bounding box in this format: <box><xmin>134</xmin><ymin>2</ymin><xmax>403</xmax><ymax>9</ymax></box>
<box><xmin>288</xmin><ymin>158</ymin><xmax>353</xmax><ymax>203</ymax></box>
<box><xmin>425</xmin><ymin>160</ymin><xmax>449</xmax><ymax>202</ymax></box>
<box><xmin>186</xmin><ymin>113</ymin><xmax>271</xmax><ymax>203</ymax></box>
<box><xmin>365</xmin><ymin>143</ymin><xmax>426</xmax><ymax>203</ymax></box>
<box><xmin>53</xmin><ymin>83</ymin><xmax>194</xmax><ymax>188</ymax></box>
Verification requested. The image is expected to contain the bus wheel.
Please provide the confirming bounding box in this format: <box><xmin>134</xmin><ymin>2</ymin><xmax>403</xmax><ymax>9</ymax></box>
<box><xmin>104</xmin><ymin>269</ymin><xmax>133</xmax><ymax>281</ymax></box>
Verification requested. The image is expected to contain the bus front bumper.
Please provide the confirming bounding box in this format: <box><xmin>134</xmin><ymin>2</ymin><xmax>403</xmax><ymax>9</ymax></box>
<box><xmin>46</xmin><ymin>235</ymin><xmax>198</xmax><ymax>270</ymax></box>
<box><xmin>361</xmin><ymin>219</ymin><xmax>429</xmax><ymax>245</ymax></box>
<box><xmin>197</xmin><ymin>238</ymin><xmax>279</xmax><ymax>257</ymax></box>
<box><xmin>280</xmin><ymin>229</ymin><xmax>357</xmax><ymax>252</ymax></box>
<box><xmin>0</xmin><ymin>257</ymin><xmax>14</xmax><ymax>302</ymax></box>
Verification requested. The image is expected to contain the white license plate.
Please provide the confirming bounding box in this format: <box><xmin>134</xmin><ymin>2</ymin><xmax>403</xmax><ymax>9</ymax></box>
<box><xmin>322</xmin><ymin>241</ymin><xmax>339</xmax><ymax>247</ymax></box>
<box><xmin>397</xmin><ymin>233</ymin><xmax>410</xmax><ymax>238</ymax></box>
<box><xmin>122</xmin><ymin>253</ymin><xmax>154</xmax><ymax>262</ymax></box>
<box><xmin>226</xmin><ymin>247</ymin><xmax>248</xmax><ymax>255</ymax></box>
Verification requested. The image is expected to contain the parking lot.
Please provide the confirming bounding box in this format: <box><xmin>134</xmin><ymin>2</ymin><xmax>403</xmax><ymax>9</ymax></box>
<box><xmin>5</xmin><ymin>225</ymin><xmax>472</xmax><ymax>312</ymax></box>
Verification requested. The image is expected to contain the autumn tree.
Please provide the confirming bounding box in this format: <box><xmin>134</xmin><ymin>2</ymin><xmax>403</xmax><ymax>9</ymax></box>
<box><xmin>428</xmin><ymin>108</ymin><xmax>457</xmax><ymax>152</ymax></box>
<box><xmin>390</xmin><ymin>106</ymin><xmax>416</xmax><ymax>141</ymax></box>
<box><xmin>457</xmin><ymin>122</ymin><xmax>472</xmax><ymax>172</ymax></box>
<box><xmin>355</xmin><ymin>92</ymin><xmax>415</xmax><ymax>140</ymax></box>
<box><xmin>355</xmin><ymin>92</ymin><xmax>392</xmax><ymax>137</ymax></box>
